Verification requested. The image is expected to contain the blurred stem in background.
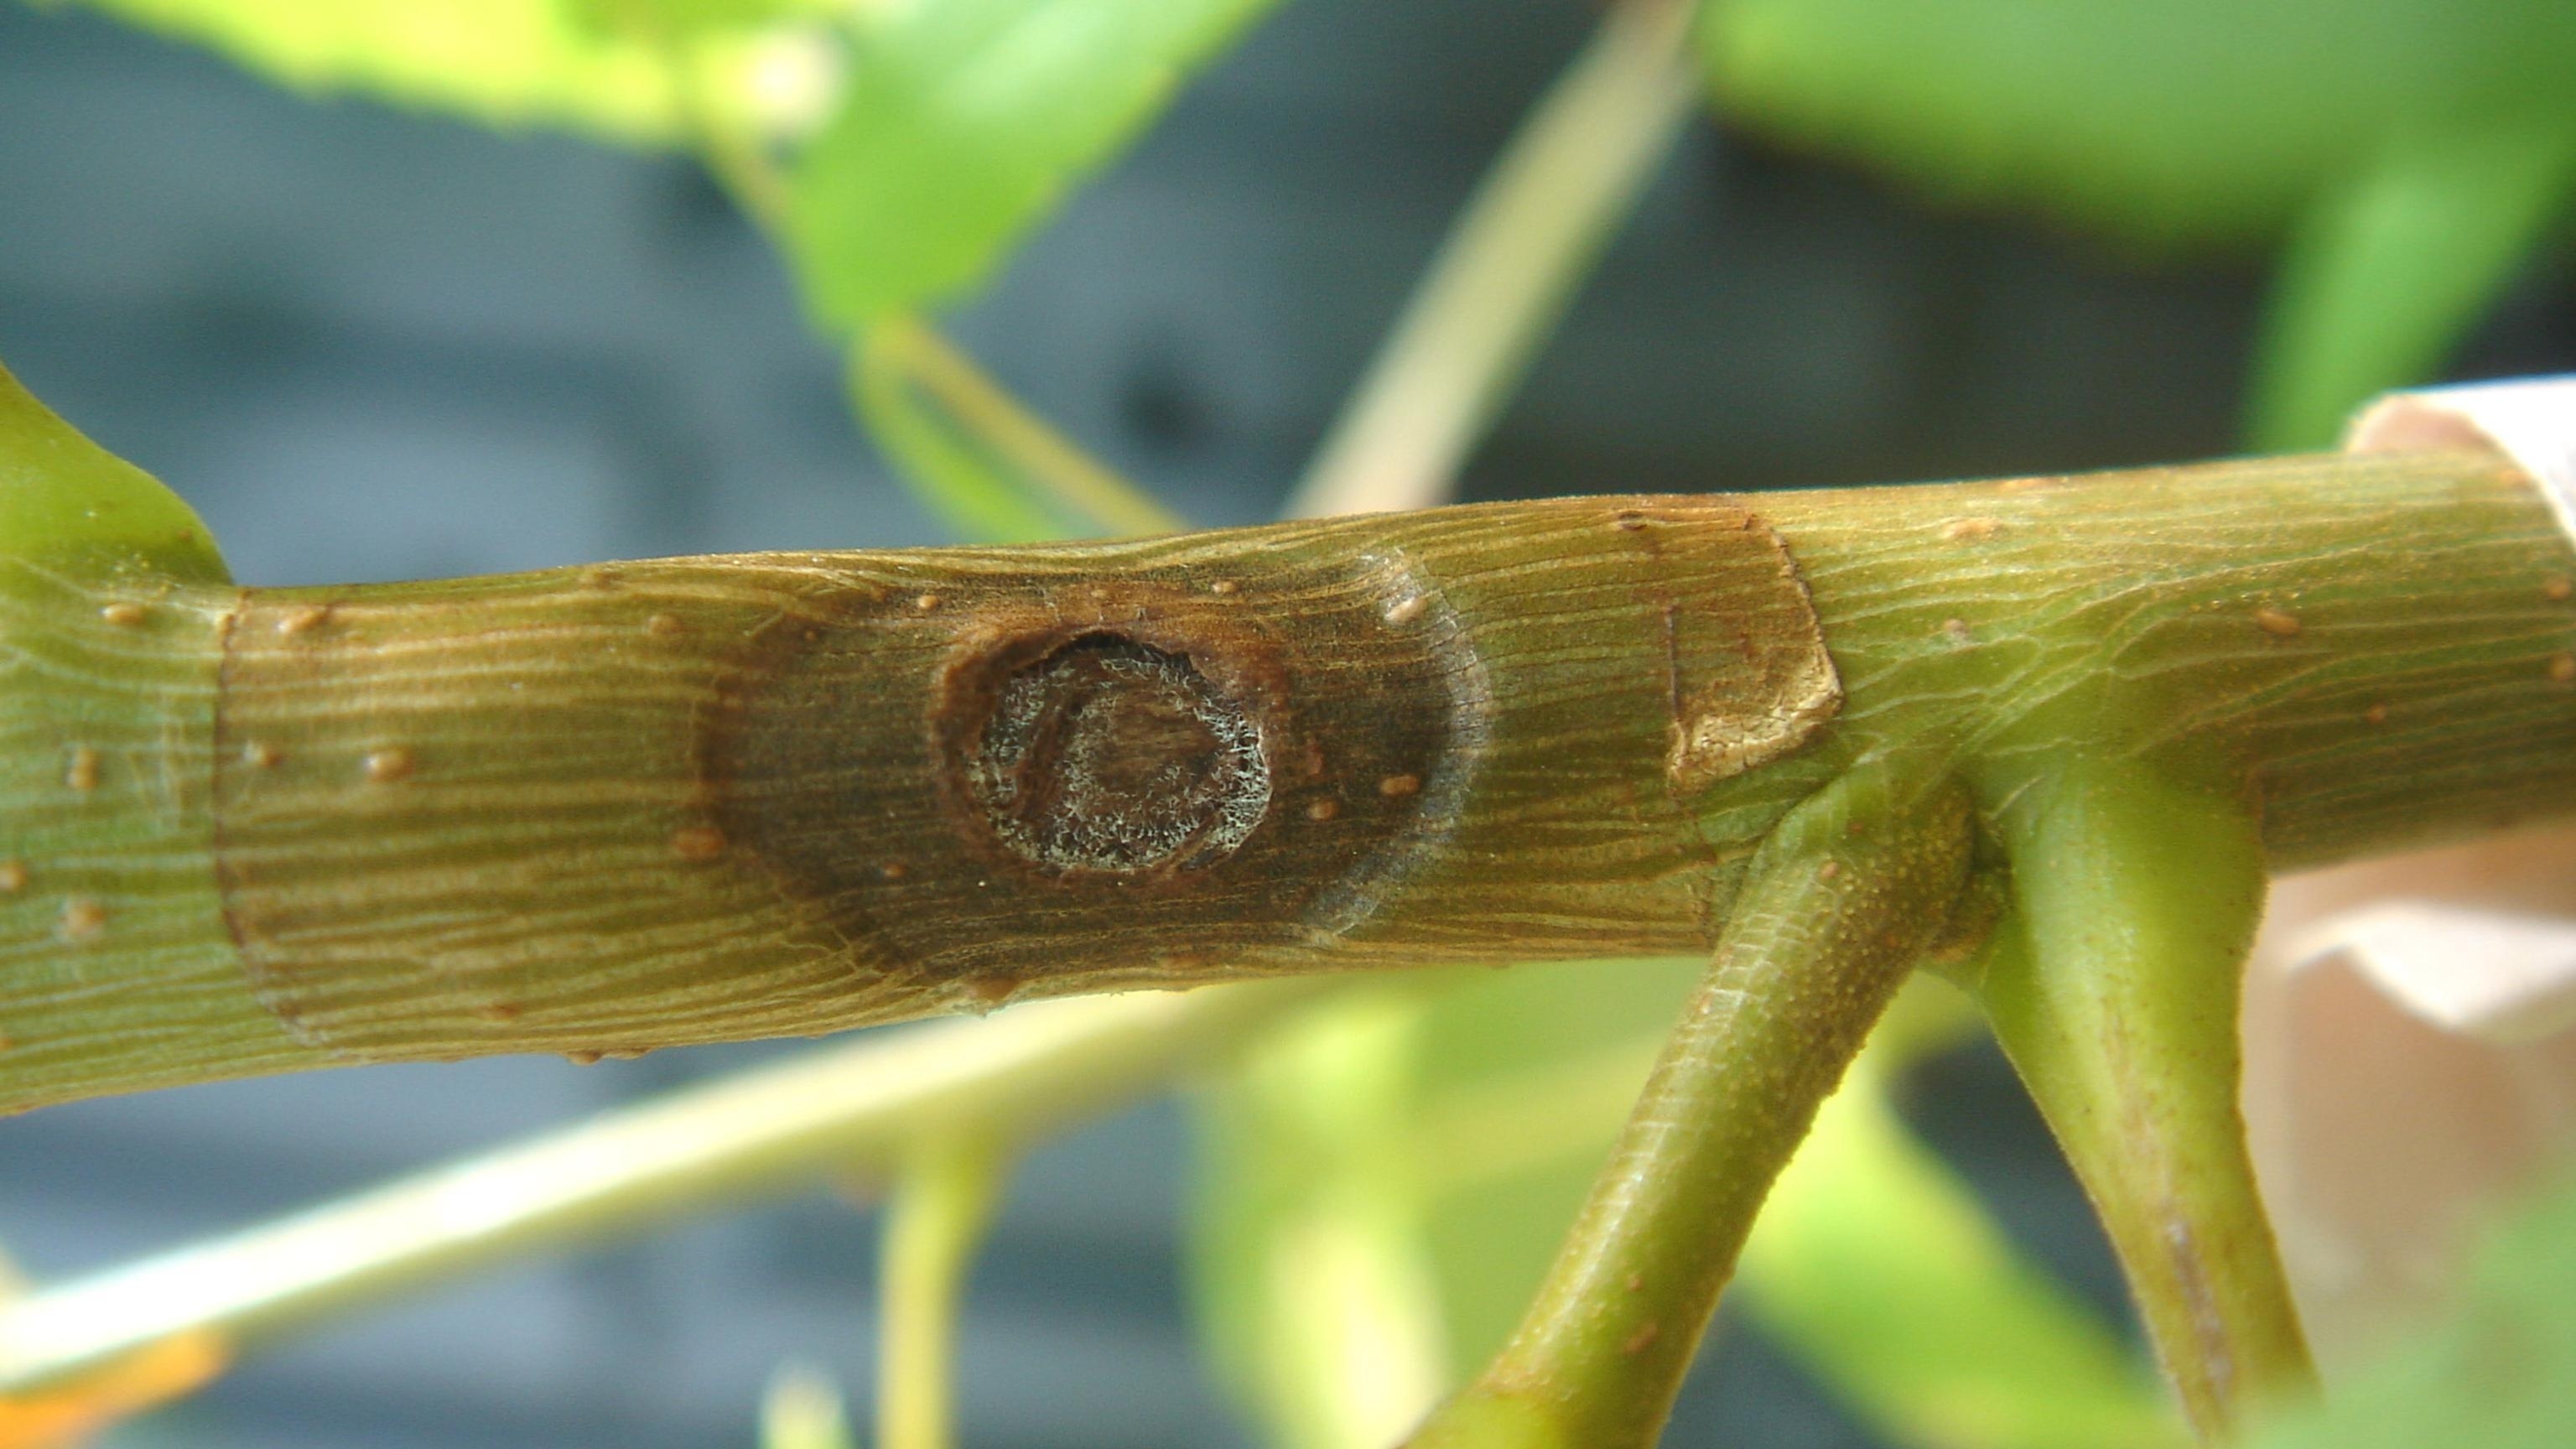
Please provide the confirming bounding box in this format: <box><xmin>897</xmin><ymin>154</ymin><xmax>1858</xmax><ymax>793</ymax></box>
<box><xmin>854</xmin><ymin>315</ymin><xmax>1186</xmax><ymax>541</ymax></box>
<box><xmin>877</xmin><ymin>1140</ymin><xmax>1010</xmax><ymax>1449</ymax></box>
<box><xmin>1285</xmin><ymin>0</ymin><xmax>1701</xmax><ymax>520</ymax></box>
<box><xmin>0</xmin><ymin>986</ymin><xmax>1336</xmax><ymax>1404</ymax></box>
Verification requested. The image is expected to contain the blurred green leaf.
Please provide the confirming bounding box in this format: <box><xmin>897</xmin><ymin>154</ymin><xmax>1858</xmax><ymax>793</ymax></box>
<box><xmin>759</xmin><ymin>1363</ymin><xmax>857</xmax><ymax>1449</ymax></box>
<box><xmin>1701</xmin><ymin>0</ymin><xmax>2576</xmax><ymax>249</ymax></box>
<box><xmin>2251</xmin><ymin>1170</ymin><xmax>2576</xmax><ymax>1449</ymax></box>
<box><xmin>1700</xmin><ymin>0</ymin><xmax>2576</xmax><ymax>439</ymax></box>
<box><xmin>46</xmin><ymin>0</ymin><xmax>703</xmax><ymax>140</ymax></box>
<box><xmin>2248</xmin><ymin>122</ymin><xmax>2576</xmax><ymax>449</ymax></box>
<box><xmin>568</xmin><ymin>0</ymin><xmax>820</xmax><ymax>34</ymax></box>
<box><xmin>1408</xmin><ymin>958</ymin><xmax>1701</xmax><ymax>1374</ymax></box>
<box><xmin>1188</xmin><ymin>989</ymin><xmax>1452</xmax><ymax>1449</ymax></box>
<box><xmin>1193</xmin><ymin>956</ymin><xmax>2192</xmax><ymax>1449</ymax></box>
<box><xmin>781</xmin><ymin>0</ymin><xmax>1285</xmax><ymax>325</ymax></box>
<box><xmin>1187</xmin><ymin>958</ymin><xmax>1699</xmax><ymax>1449</ymax></box>
<box><xmin>1737</xmin><ymin>1036</ymin><xmax>2188</xmax><ymax>1449</ymax></box>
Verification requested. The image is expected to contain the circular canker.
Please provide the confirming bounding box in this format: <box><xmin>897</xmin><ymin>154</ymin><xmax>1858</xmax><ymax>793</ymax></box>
<box><xmin>969</xmin><ymin>635</ymin><xmax>1269</xmax><ymax>873</ymax></box>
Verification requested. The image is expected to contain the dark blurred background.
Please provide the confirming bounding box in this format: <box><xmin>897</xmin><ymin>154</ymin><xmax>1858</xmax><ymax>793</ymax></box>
<box><xmin>2</xmin><ymin>0</ymin><xmax>2570</xmax><ymax>1446</ymax></box>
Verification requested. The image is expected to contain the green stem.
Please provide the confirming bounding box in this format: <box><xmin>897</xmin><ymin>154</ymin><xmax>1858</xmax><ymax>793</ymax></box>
<box><xmin>1974</xmin><ymin>758</ymin><xmax>2317</xmax><ymax>1440</ymax></box>
<box><xmin>1405</xmin><ymin>762</ymin><xmax>1977</xmax><ymax>1449</ymax></box>
<box><xmin>9</xmin><ymin>448</ymin><xmax>2575</xmax><ymax>1108</ymax></box>
<box><xmin>878</xmin><ymin>1140</ymin><xmax>1009</xmax><ymax>1449</ymax></box>
<box><xmin>1285</xmin><ymin>0</ymin><xmax>1702</xmax><ymax>520</ymax></box>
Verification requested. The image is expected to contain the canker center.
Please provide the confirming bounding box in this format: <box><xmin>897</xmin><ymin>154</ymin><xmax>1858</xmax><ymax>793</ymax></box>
<box><xmin>969</xmin><ymin>635</ymin><xmax>1269</xmax><ymax>873</ymax></box>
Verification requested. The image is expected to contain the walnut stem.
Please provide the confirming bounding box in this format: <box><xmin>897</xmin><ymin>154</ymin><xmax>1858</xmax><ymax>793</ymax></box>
<box><xmin>3</xmin><ymin>449</ymin><xmax>2572</xmax><ymax>1110</ymax></box>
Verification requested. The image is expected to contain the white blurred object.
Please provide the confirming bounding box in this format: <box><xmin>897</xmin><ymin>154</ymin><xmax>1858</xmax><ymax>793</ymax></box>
<box><xmin>2347</xmin><ymin>373</ymin><xmax>2576</xmax><ymax>537</ymax></box>
<box><xmin>2283</xmin><ymin>901</ymin><xmax>2576</xmax><ymax>1043</ymax></box>
<box><xmin>2244</xmin><ymin>827</ymin><xmax>2576</xmax><ymax>1374</ymax></box>
<box><xmin>2242</xmin><ymin>376</ymin><xmax>2576</xmax><ymax>1377</ymax></box>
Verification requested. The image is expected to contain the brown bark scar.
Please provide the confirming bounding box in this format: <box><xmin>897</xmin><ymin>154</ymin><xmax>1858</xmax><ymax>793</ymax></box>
<box><xmin>1662</xmin><ymin>517</ymin><xmax>1841</xmax><ymax>792</ymax></box>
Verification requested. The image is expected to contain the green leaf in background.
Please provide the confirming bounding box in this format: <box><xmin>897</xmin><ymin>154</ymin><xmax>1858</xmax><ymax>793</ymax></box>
<box><xmin>1699</xmin><ymin>0</ymin><xmax>2576</xmax><ymax>442</ymax></box>
<box><xmin>781</xmin><ymin>0</ymin><xmax>1285</xmax><ymax>326</ymax></box>
<box><xmin>0</xmin><ymin>359</ymin><xmax>228</xmax><ymax>587</ymax></box>
<box><xmin>2250</xmin><ymin>1170</ymin><xmax>2576</xmax><ymax>1449</ymax></box>
<box><xmin>42</xmin><ymin>0</ymin><xmax>703</xmax><ymax>141</ymax></box>
<box><xmin>1701</xmin><ymin>0</ymin><xmax>2576</xmax><ymax>249</ymax></box>
<box><xmin>1189</xmin><ymin>988</ymin><xmax>1453</xmax><ymax>1449</ymax></box>
<box><xmin>1737</xmin><ymin>1018</ymin><xmax>2189</xmax><ymax>1449</ymax></box>
<box><xmin>568</xmin><ymin>0</ymin><xmax>819</xmax><ymax>33</ymax></box>
<box><xmin>1186</xmin><ymin>960</ymin><xmax>1700</xmax><ymax>1449</ymax></box>
<box><xmin>35</xmin><ymin>0</ymin><xmax>852</xmax><ymax>148</ymax></box>
<box><xmin>1404</xmin><ymin>958</ymin><xmax>1701</xmax><ymax>1377</ymax></box>
<box><xmin>2248</xmin><ymin>122</ymin><xmax>2576</xmax><ymax>449</ymax></box>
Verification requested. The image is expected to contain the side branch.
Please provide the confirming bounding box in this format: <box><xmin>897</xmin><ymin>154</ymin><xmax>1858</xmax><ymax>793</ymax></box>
<box><xmin>1407</xmin><ymin>762</ymin><xmax>1976</xmax><ymax>1448</ymax></box>
<box><xmin>1976</xmin><ymin>761</ymin><xmax>2316</xmax><ymax>1438</ymax></box>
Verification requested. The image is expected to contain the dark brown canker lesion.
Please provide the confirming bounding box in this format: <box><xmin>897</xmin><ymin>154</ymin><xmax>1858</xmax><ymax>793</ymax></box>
<box><xmin>713</xmin><ymin>562</ymin><xmax>1478</xmax><ymax>987</ymax></box>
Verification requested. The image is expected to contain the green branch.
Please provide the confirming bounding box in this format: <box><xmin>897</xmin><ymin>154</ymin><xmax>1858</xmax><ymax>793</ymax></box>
<box><xmin>5</xmin><ymin>439</ymin><xmax>2573</xmax><ymax>1109</ymax></box>
<box><xmin>1735</xmin><ymin>988</ymin><xmax>2190</xmax><ymax>1449</ymax></box>
<box><xmin>1406</xmin><ymin>762</ymin><xmax>1977</xmax><ymax>1448</ymax></box>
<box><xmin>1974</xmin><ymin>759</ymin><xmax>2317</xmax><ymax>1439</ymax></box>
